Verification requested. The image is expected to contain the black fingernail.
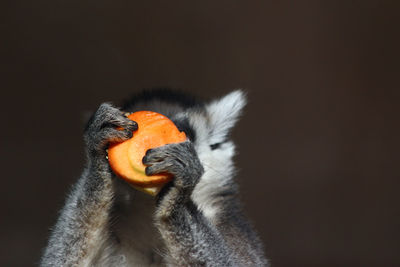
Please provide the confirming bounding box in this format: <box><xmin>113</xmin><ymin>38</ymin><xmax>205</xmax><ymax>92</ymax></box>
<box><xmin>146</xmin><ymin>149</ymin><xmax>153</xmax><ymax>155</ymax></box>
<box><xmin>130</xmin><ymin>121</ymin><xmax>138</xmax><ymax>130</ymax></box>
<box><xmin>145</xmin><ymin>167</ymin><xmax>151</xmax><ymax>176</ymax></box>
<box><xmin>142</xmin><ymin>156</ymin><xmax>148</xmax><ymax>164</ymax></box>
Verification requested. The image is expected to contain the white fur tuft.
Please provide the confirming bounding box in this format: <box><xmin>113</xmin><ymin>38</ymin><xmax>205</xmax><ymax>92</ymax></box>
<box><xmin>206</xmin><ymin>90</ymin><xmax>247</xmax><ymax>144</ymax></box>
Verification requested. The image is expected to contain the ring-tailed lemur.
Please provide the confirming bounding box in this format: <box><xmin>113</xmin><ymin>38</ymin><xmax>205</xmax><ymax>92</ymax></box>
<box><xmin>41</xmin><ymin>89</ymin><xmax>268</xmax><ymax>266</ymax></box>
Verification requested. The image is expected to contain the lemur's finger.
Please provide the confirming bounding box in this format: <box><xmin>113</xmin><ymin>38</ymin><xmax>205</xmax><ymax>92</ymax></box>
<box><xmin>118</xmin><ymin>119</ymin><xmax>135</xmax><ymax>133</ymax></box>
<box><xmin>145</xmin><ymin>161</ymin><xmax>174</xmax><ymax>176</ymax></box>
<box><xmin>142</xmin><ymin>148</ymin><xmax>166</xmax><ymax>165</ymax></box>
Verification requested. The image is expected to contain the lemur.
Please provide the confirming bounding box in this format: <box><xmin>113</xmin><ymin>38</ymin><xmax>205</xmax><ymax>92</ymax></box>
<box><xmin>41</xmin><ymin>89</ymin><xmax>268</xmax><ymax>266</ymax></box>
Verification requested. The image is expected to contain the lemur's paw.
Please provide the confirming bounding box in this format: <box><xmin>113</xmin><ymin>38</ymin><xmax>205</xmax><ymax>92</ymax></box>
<box><xmin>142</xmin><ymin>141</ymin><xmax>204</xmax><ymax>190</ymax></box>
<box><xmin>84</xmin><ymin>103</ymin><xmax>137</xmax><ymax>155</ymax></box>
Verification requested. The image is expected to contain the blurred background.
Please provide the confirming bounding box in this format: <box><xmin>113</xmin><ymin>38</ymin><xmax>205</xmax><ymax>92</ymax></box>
<box><xmin>1</xmin><ymin>1</ymin><xmax>399</xmax><ymax>266</ymax></box>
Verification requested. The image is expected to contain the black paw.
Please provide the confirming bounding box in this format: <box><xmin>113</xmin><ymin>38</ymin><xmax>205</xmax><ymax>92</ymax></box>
<box><xmin>142</xmin><ymin>141</ymin><xmax>204</xmax><ymax>190</ymax></box>
<box><xmin>84</xmin><ymin>103</ymin><xmax>137</xmax><ymax>156</ymax></box>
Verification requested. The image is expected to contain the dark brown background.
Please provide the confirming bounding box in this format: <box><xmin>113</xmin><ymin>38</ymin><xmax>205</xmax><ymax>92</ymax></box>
<box><xmin>1</xmin><ymin>1</ymin><xmax>399</xmax><ymax>266</ymax></box>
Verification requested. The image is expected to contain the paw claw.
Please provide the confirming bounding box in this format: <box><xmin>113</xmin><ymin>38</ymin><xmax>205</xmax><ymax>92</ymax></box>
<box><xmin>127</xmin><ymin>120</ymin><xmax>137</xmax><ymax>127</ymax></box>
<box><xmin>145</xmin><ymin>166</ymin><xmax>152</xmax><ymax>176</ymax></box>
<box><xmin>145</xmin><ymin>149</ymin><xmax>153</xmax><ymax>156</ymax></box>
<box><xmin>142</xmin><ymin>155</ymin><xmax>149</xmax><ymax>165</ymax></box>
<box><xmin>126</xmin><ymin>130</ymin><xmax>133</xmax><ymax>138</ymax></box>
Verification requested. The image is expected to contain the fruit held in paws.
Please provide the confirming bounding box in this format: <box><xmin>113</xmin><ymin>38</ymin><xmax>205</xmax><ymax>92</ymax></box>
<box><xmin>108</xmin><ymin>111</ymin><xmax>187</xmax><ymax>195</ymax></box>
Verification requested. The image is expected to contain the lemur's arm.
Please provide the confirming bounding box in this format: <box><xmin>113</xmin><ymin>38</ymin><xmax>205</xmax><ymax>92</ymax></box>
<box><xmin>212</xmin><ymin>191</ymin><xmax>268</xmax><ymax>266</ymax></box>
<box><xmin>41</xmin><ymin>103</ymin><xmax>136</xmax><ymax>267</ymax></box>
<box><xmin>144</xmin><ymin>141</ymin><xmax>239</xmax><ymax>266</ymax></box>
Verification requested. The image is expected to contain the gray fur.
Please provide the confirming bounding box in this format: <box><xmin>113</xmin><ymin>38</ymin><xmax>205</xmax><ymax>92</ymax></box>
<box><xmin>41</xmin><ymin>90</ymin><xmax>268</xmax><ymax>266</ymax></box>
